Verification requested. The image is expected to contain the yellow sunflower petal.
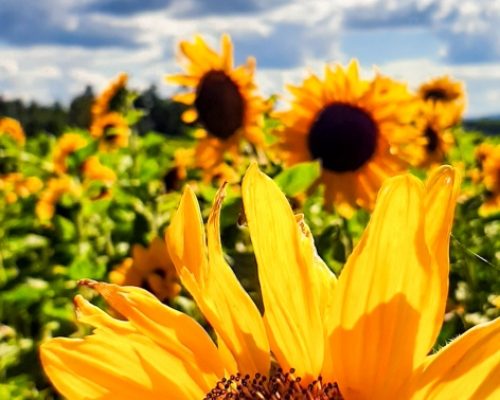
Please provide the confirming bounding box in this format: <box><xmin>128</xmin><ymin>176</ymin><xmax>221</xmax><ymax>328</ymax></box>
<box><xmin>242</xmin><ymin>163</ymin><xmax>326</xmax><ymax>382</ymax></box>
<box><xmin>181</xmin><ymin>108</ymin><xmax>198</xmax><ymax>124</ymax></box>
<box><xmin>166</xmin><ymin>186</ymin><xmax>270</xmax><ymax>375</ymax></box>
<box><xmin>220</xmin><ymin>33</ymin><xmax>233</xmax><ymax>71</ymax></box>
<box><xmin>41</xmin><ymin>330</ymin><xmax>206</xmax><ymax>399</ymax></box>
<box><xmin>41</xmin><ymin>291</ymin><xmax>217</xmax><ymax>399</ymax></box>
<box><xmin>172</xmin><ymin>92</ymin><xmax>196</xmax><ymax>105</ymax></box>
<box><xmin>180</xmin><ymin>36</ymin><xmax>220</xmax><ymax>70</ymax></box>
<box><xmin>194</xmin><ymin>137</ymin><xmax>226</xmax><ymax>169</ymax></box>
<box><xmin>407</xmin><ymin>318</ymin><xmax>500</xmax><ymax>400</ymax></box>
<box><xmin>419</xmin><ymin>165</ymin><xmax>460</xmax><ymax>352</ymax></box>
<box><xmin>74</xmin><ymin>294</ymin><xmax>134</xmax><ymax>334</ymax></box>
<box><xmin>87</xmin><ymin>282</ymin><xmax>223</xmax><ymax>389</ymax></box>
<box><xmin>165</xmin><ymin>74</ymin><xmax>200</xmax><ymax>87</ymax></box>
<box><xmin>328</xmin><ymin>172</ymin><xmax>456</xmax><ymax>399</ymax></box>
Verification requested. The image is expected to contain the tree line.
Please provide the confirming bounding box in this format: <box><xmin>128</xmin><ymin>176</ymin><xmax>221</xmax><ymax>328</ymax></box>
<box><xmin>0</xmin><ymin>85</ymin><xmax>187</xmax><ymax>137</ymax></box>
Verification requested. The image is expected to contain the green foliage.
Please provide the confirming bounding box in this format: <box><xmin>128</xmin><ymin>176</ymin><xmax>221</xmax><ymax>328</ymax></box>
<box><xmin>274</xmin><ymin>160</ymin><xmax>321</xmax><ymax>196</ymax></box>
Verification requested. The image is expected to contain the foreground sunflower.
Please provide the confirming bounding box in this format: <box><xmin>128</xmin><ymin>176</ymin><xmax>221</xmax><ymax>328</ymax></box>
<box><xmin>41</xmin><ymin>164</ymin><xmax>500</xmax><ymax>399</ymax></box>
<box><xmin>276</xmin><ymin>61</ymin><xmax>419</xmax><ymax>215</ymax></box>
<box><xmin>418</xmin><ymin>76</ymin><xmax>465</xmax><ymax>126</ymax></box>
<box><xmin>167</xmin><ymin>34</ymin><xmax>266</xmax><ymax>178</ymax></box>
<box><xmin>109</xmin><ymin>237</ymin><xmax>181</xmax><ymax>302</ymax></box>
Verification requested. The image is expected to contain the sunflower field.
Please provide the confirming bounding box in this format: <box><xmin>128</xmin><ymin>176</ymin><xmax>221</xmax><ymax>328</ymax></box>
<box><xmin>1</xmin><ymin>35</ymin><xmax>499</xmax><ymax>399</ymax></box>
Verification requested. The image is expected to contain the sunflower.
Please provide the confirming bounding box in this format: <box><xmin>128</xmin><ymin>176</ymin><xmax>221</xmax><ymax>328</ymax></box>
<box><xmin>408</xmin><ymin>101</ymin><xmax>456</xmax><ymax>168</ymax></box>
<box><xmin>36</xmin><ymin>176</ymin><xmax>80</xmax><ymax>221</ymax></box>
<box><xmin>167</xmin><ymin>34</ymin><xmax>266</xmax><ymax>178</ymax></box>
<box><xmin>52</xmin><ymin>133</ymin><xmax>89</xmax><ymax>174</ymax></box>
<box><xmin>109</xmin><ymin>237</ymin><xmax>181</xmax><ymax>302</ymax></box>
<box><xmin>418</xmin><ymin>76</ymin><xmax>466</xmax><ymax>125</ymax></box>
<box><xmin>474</xmin><ymin>143</ymin><xmax>500</xmax><ymax>215</ymax></box>
<box><xmin>90</xmin><ymin>112</ymin><xmax>130</xmax><ymax>151</ymax></box>
<box><xmin>81</xmin><ymin>156</ymin><xmax>117</xmax><ymax>185</ymax></box>
<box><xmin>41</xmin><ymin>164</ymin><xmax>500</xmax><ymax>399</ymax></box>
<box><xmin>0</xmin><ymin>173</ymin><xmax>42</xmax><ymax>204</ymax></box>
<box><xmin>275</xmin><ymin>61</ymin><xmax>419</xmax><ymax>215</ymax></box>
<box><xmin>0</xmin><ymin>117</ymin><xmax>25</xmax><ymax>145</ymax></box>
<box><xmin>91</xmin><ymin>73</ymin><xmax>128</xmax><ymax>121</ymax></box>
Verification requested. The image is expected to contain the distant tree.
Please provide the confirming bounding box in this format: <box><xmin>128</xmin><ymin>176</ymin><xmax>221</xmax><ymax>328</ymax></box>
<box><xmin>68</xmin><ymin>86</ymin><xmax>94</xmax><ymax>128</ymax></box>
<box><xmin>0</xmin><ymin>97</ymin><xmax>68</xmax><ymax>137</ymax></box>
<box><xmin>134</xmin><ymin>85</ymin><xmax>186</xmax><ymax>136</ymax></box>
<box><xmin>0</xmin><ymin>84</ymin><xmax>190</xmax><ymax>137</ymax></box>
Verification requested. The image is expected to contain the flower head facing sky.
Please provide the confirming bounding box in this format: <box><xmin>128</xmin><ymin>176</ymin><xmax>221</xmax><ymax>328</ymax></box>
<box><xmin>40</xmin><ymin>165</ymin><xmax>500</xmax><ymax>399</ymax></box>
<box><xmin>275</xmin><ymin>61</ymin><xmax>420</xmax><ymax>216</ymax></box>
<box><xmin>167</xmin><ymin>34</ymin><xmax>266</xmax><ymax>179</ymax></box>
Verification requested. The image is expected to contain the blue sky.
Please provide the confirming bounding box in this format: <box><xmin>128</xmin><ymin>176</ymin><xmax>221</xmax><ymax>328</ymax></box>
<box><xmin>1</xmin><ymin>0</ymin><xmax>499</xmax><ymax>117</ymax></box>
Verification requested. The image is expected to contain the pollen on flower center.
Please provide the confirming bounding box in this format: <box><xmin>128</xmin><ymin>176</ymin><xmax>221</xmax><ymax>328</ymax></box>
<box><xmin>424</xmin><ymin>126</ymin><xmax>439</xmax><ymax>153</ymax></box>
<box><xmin>308</xmin><ymin>103</ymin><xmax>377</xmax><ymax>172</ymax></box>
<box><xmin>195</xmin><ymin>70</ymin><xmax>245</xmax><ymax>140</ymax></box>
<box><xmin>204</xmin><ymin>368</ymin><xmax>344</xmax><ymax>400</ymax></box>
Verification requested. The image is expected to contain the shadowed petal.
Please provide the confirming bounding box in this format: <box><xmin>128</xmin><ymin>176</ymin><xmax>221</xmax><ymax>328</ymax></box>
<box><xmin>407</xmin><ymin>318</ymin><xmax>500</xmax><ymax>399</ymax></box>
<box><xmin>418</xmin><ymin>166</ymin><xmax>460</xmax><ymax>356</ymax></box>
<box><xmin>328</xmin><ymin>171</ymin><xmax>456</xmax><ymax>399</ymax></box>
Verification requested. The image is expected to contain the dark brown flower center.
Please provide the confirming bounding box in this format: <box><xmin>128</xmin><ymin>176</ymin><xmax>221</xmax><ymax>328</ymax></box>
<box><xmin>195</xmin><ymin>70</ymin><xmax>245</xmax><ymax>140</ymax></box>
<box><xmin>205</xmin><ymin>369</ymin><xmax>343</xmax><ymax>400</ymax></box>
<box><xmin>423</xmin><ymin>88</ymin><xmax>451</xmax><ymax>102</ymax></box>
<box><xmin>102</xmin><ymin>125</ymin><xmax>120</xmax><ymax>143</ymax></box>
<box><xmin>424</xmin><ymin>126</ymin><xmax>439</xmax><ymax>153</ymax></box>
<box><xmin>308</xmin><ymin>103</ymin><xmax>377</xmax><ymax>172</ymax></box>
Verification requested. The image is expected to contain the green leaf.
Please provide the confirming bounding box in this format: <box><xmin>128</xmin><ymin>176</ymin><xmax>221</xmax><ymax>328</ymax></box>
<box><xmin>125</xmin><ymin>109</ymin><xmax>145</xmax><ymax>126</ymax></box>
<box><xmin>274</xmin><ymin>161</ymin><xmax>321</xmax><ymax>196</ymax></box>
<box><xmin>69</xmin><ymin>257</ymin><xmax>106</xmax><ymax>280</ymax></box>
<box><xmin>54</xmin><ymin>215</ymin><xmax>77</xmax><ymax>242</ymax></box>
<box><xmin>66</xmin><ymin>140</ymin><xmax>98</xmax><ymax>172</ymax></box>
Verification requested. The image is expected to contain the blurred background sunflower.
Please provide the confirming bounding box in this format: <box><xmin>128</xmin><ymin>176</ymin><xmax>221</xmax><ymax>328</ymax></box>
<box><xmin>418</xmin><ymin>75</ymin><xmax>466</xmax><ymax>126</ymax></box>
<box><xmin>167</xmin><ymin>34</ymin><xmax>266</xmax><ymax>180</ymax></box>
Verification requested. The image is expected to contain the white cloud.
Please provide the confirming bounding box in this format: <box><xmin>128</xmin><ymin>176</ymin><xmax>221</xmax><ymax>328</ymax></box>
<box><xmin>1</xmin><ymin>0</ymin><xmax>499</xmax><ymax>118</ymax></box>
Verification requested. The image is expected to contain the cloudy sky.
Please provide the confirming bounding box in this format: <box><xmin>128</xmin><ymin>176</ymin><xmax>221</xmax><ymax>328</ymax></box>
<box><xmin>1</xmin><ymin>0</ymin><xmax>499</xmax><ymax>117</ymax></box>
